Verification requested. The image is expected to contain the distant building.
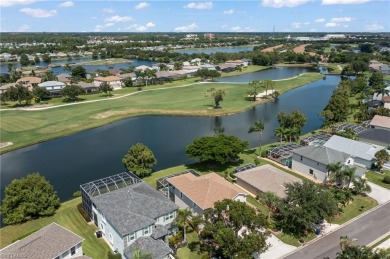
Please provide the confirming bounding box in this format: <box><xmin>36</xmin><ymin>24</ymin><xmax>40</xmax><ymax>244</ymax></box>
<box><xmin>204</xmin><ymin>33</ymin><xmax>215</xmax><ymax>39</ymax></box>
<box><xmin>0</xmin><ymin>223</ymin><xmax>87</xmax><ymax>259</ymax></box>
<box><xmin>93</xmin><ymin>76</ymin><xmax>122</xmax><ymax>90</ymax></box>
<box><xmin>16</xmin><ymin>76</ymin><xmax>42</xmax><ymax>87</ymax></box>
<box><xmin>38</xmin><ymin>81</ymin><xmax>66</xmax><ymax>96</ymax></box>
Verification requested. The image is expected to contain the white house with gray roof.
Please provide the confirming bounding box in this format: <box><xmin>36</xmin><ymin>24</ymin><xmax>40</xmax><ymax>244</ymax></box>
<box><xmin>291</xmin><ymin>145</ymin><xmax>354</xmax><ymax>182</ymax></box>
<box><xmin>324</xmin><ymin>135</ymin><xmax>384</xmax><ymax>169</ymax></box>
<box><xmin>80</xmin><ymin>173</ymin><xmax>177</xmax><ymax>258</ymax></box>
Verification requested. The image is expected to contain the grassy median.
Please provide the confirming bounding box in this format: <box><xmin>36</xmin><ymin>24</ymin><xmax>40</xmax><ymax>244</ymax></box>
<box><xmin>0</xmin><ymin>73</ymin><xmax>323</xmax><ymax>153</ymax></box>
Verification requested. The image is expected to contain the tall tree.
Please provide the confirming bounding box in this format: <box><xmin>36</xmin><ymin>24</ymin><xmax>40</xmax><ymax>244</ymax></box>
<box><xmin>61</xmin><ymin>84</ymin><xmax>83</xmax><ymax>102</ymax></box>
<box><xmin>326</xmin><ymin>162</ymin><xmax>344</xmax><ymax>185</ymax></box>
<box><xmin>71</xmin><ymin>66</ymin><xmax>87</xmax><ymax>79</ymax></box>
<box><xmin>122</xmin><ymin>77</ymin><xmax>133</xmax><ymax>88</ymax></box>
<box><xmin>212</xmin><ymin>89</ymin><xmax>225</xmax><ymax>108</ymax></box>
<box><xmin>351</xmin><ymin>177</ymin><xmax>372</xmax><ymax>195</ymax></box>
<box><xmin>122</xmin><ymin>143</ymin><xmax>157</xmax><ymax>178</ymax></box>
<box><xmin>32</xmin><ymin>86</ymin><xmax>50</xmax><ymax>103</ymax></box>
<box><xmin>247</xmin><ymin>80</ymin><xmax>263</xmax><ymax>101</ymax></box>
<box><xmin>274</xmin><ymin>127</ymin><xmax>288</xmax><ymax>143</ymax></box>
<box><xmin>262</xmin><ymin>80</ymin><xmax>276</xmax><ymax>96</ymax></box>
<box><xmin>19</xmin><ymin>54</ymin><xmax>30</xmax><ymax>66</ymax></box>
<box><xmin>260</xmin><ymin>192</ymin><xmax>280</xmax><ymax>222</ymax></box>
<box><xmin>199</xmin><ymin>199</ymin><xmax>270</xmax><ymax>258</ymax></box>
<box><xmin>177</xmin><ymin>208</ymin><xmax>192</xmax><ymax>243</ymax></box>
<box><xmin>0</xmin><ymin>173</ymin><xmax>60</xmax><ymax>225</ymax></box>
<box><xmin>249</xmin><ymin>119</ymin><xmax>265</xmax><ymax>156</ymax></box>
<box><xmin>337</xmin><ymin>236</ymin><xmax>388</xmax><ymax>259</ymax></box>
<box><xmin>99</xmin><ymin>82</ymin><xmax>113</xmax><ymax>97</ymax></box>
<box><xmin>7</xmin><ymin>84</ymin><xmax>33</xmax><ymax>105</ymax></box>
<box><xmin>375</xmin><ymin>149</ymin><xmax>390</xmax><ymax>170</ymax></box>
<box><xmin>42</xmin><ymin>54</ymin><xmax>51</xmax><ymax>63</ymax></box>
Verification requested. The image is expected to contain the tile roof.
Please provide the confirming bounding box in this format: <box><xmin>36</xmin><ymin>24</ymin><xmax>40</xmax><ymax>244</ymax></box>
<box><xmin>383</xmin><ymin>96</ymin><xmax>390</xmax><ymax>102</ymax></box>
<box><xmin>292</xmin><ymin>145</ymin><xmax>351</xmax><ymax>165</ymax></box>
<box><xmin>167</xmin><ymin>173</ymin><xmax>246</xmax><ymax>210</ymax></box>
<box><xmin>16</xmin><ymin>77</ymin><xmax>42</xmax><ymax>84</ymax></box>
<box><xmin>0</xmin><ymin>223</ymin><xmax>83</xmax><ymax>259</ymax></box>
<box><xmin>370</xmin><ymin>115</ymin><xmax>390</xmax><ymax>129</ymax></box>
<box><xmin>124</xmin><ymin>237</ymin><xmax>172</xmax><ymax>259</ymax></box>
<box><xmin>91</xmin><ymin>182</ymin><xmax>178</xmax><ymax>236</ymax></box>
<box><xmin>324</xmin><ymin>135</ymin><xmax>382</xmax><ymax>161</ymax></box>
<box><xmin>94</xmin><ymin>76</ymin><xmax>121</xmax><ymax>82</ymax></box>
<box><xmin>235</xmin><ymin>164</ymin><xmax>302</xmax><ymax>198</ymax></box>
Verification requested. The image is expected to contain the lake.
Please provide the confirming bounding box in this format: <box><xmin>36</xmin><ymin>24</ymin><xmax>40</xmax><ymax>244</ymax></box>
<box><xmin>0</xmin><ymin>70</ymin><xmax>339</xmax><ymax>201</ymax></box>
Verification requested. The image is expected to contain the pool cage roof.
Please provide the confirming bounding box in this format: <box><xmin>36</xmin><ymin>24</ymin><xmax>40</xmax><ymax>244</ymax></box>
<box><xmin>300</xmin><ymin>133</ymin><xmax>332</xmax><ymax>146</ymax></box>
<box><xmin>333</xmin><ymin>123</ymin><xmax>366</xmax><ymax>134</ymax></box>
<box><xmin>234</xmin><ymin>164</ymin><xmax>256</xmax><ymax>173</ymax></box>
<box><xmin>80</xmin><ymin>172</ymin><xmax>141</xmax><ymax>198</ymax></box>
<box><xmin>266</xmin><ymin>143</ymin><xmax>302</xmax><ymax>159</ymax></box>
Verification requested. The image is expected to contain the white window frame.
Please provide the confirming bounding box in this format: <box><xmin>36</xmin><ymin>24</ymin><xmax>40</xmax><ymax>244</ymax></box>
<box><xmin>143</xmin><ymin>226</ymin><xmax>150</xmax><ymax>235</ymax></box>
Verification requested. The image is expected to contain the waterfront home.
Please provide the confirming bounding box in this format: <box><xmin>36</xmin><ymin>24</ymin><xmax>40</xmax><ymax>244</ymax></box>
<box><xmin>134</xmin><ymin>65</ymin><xmax>151</xmax><ymax>71</ymax></box>
<box><xmin>369</xmin><ymin>115</ymin><xmax>390</xmax><ymax>131</ymax></box>
<box><xmin>323</xmin><ymin>135</ymin><xmax>384</xmax><ymax>169</ymax></box>
<box><xmin>235</xmin><ymin>164</ymin><xmax>301</xmax><ymax>198</ymax></box>
<box><xmin>216</xmin><ymin>63</ymin><xmax>237</xmax><ymax>72</ymax></box>
<box><xmin>0</xmin><ymin>223</ymin><xmax>87</xmax><ymax>259</ymax></box>
<box><xmin>16</xmin><ymin>76</ymin><xmax>42</xmax><ymax>87</ymax></box>
<box><xmin>56</xmin><ymin>74</ymin><xmax>72</xmax><ymax>85</ymax></box>
<box><xmin>80</xmin><ymin>173</ymin><xmax>178</xmax><ymax>257</ymax></box>
<box><xmin>93</xmin><ymin>76</ymin><xmax>122</xmax><ymax>90</ymax></box>
<box><xmin>38</xmin><ymin>81</ymin><xmax>66</xmax><ymax>96</ymax></box>
<box><xmin>291</xmin><ymin>145</ymin><xmax>355</xmax><ymax>182</ymax></box>
<box><xmin>166</xmin><ymin>172</ymin><xmax>247</xmax><ymax>215</ymax></box>
<box><xmin>0</xmin><ymin>83</ymin><xmax>16</xmax><ymax>93</ymax></box>
<box><xmin>78</xmin><ymin>81</ymin><xmax>99</xmax><ymax>93</ymax></box>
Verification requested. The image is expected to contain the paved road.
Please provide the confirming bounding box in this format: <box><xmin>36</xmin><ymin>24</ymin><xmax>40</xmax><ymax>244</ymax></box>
<box><xmin>283</xmin><ymin>201</ymin><xmax>390</xmax><ymax>259</ymax></box>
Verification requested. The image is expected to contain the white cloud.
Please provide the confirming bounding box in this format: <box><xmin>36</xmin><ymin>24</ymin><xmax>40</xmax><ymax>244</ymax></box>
<box><xmin>94</xmin><ymin>23</ymin><xmax>114</xmax><ymax>32</ymax></box>
<box><xmin>174</xmin><ymin>23</ymin><xmax>199</xmax><ymax>32</ymax></box>
<box><xmin>364</xmin><ymin>23</ymin><xmax>384</xmax><ymax>31</ymax></box>
<box><xmin>325</xmin><ymin>22</ymin><xmax>338</xmax><ymax>27</ymax></box>
<box><xmin>304</xmin><ymin>22</ymin><xmax>310</xmax><ymax>25</ymax></box>
<box><xmin>20</xmin><ymin>8</ymin><xmax>57</xmax><ymax>18</ymax></box>
<box><xmin>223</xmin><ymin>9</ymin><xmax>234</xmax><ymax>14</ymax></box>
<box><xmin>18</xmin><ymin>24</ymin><xmax>30</xmax><ymax>32</ymax></box>
<box><xmin>331</xmin><ymin>17</ymin><xmax>352</xmax><ymax>22</ymax></box>
<box><xmin>0</xmin><ymin>0</ymin><xmax>39</xmax><ymax>7</ymax></box>
<box><xmin>58</xmin><ymin>1</ymin><xmax>73</xmax><ymax>7</ymax></box>
<box><xmin>322</xmin><ymin>0</ymin><xmax>370</xmax><ymax>4</ymax></box>
<box><xmin>292</xmin><ymin>22</ymin><xmax>301</xmax><ymax>28</ymax></box>
<box><xmin>102</xmin><ymin>7</ymin><xmax>115</xmax><ymax>13</ymax></box>
<box><xmin>135</xmin><ymin>2</ymin><xmax>150</xmax><ymax>10</ymax></box>
<box><xmin>184</xmin><ymin>2</ymin><xmax>213</xmax><ymax>9</ymax></box>
<box><xmin>261</xmin><ymin>0</ymin><xmax>311</xmax><ymax>8</ymax></box>
<box><xmin>230</xmin><ymin>26</ymin><xmax>254</xmax><ymax>32</ymax></box>
<box><xmin>315</xmin><ymin>18</ymin><xmax>325</xmax><ymax>22</ymax></box>
<box><xmin>127</xmin><ymin>22</ymin><xmax>156</xmax><ymax>31</ymax></box>
<box><xmin>105</xmin><ymin>15</ymin><xmax>132</xmax><ymax>23</ymax></box>
<box><xmin>221</xmin><ymin>24</ymin><xmax>228</xmax><ymax>28</ymax></box>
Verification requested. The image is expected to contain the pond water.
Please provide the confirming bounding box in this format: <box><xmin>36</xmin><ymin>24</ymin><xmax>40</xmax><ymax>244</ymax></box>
<box><xmin>174</xmin><ymin>45</ymin><xmax>255</xmax><ymax>55</ymax></box>
<box><xmin>0</xmin><ymin>70</ymin><xmax>339</xmax><ymax>201</ymax></box>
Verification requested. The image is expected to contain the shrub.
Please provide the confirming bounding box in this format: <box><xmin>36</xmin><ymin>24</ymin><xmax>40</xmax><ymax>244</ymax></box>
<box><xmin>261</xmin><ymin>149</ymin><xmax>267</xmax><ymax>158</ymax></box>
<box><xmin>77</xmin><ymin>203</ymin><xmax>91</xmax><ymax>223</ymax></box>
<box><xmin>383</xmin><ymin>176</ymin><xmax>390</xmax><ymax>184</ymax></box>
<box><xmin>73</xmin><ymin>190</ymin><xmax>81</xmax><ymax>198</ymax></box>
<box><xmin>254</xmin><ymin>157</ymin><xmax>261</xmax><ymax>166</ymax></box>
<box><xmin>107</xmin><ymin>251</ymin><xmax>121</xmax><ymax>259</ymax></box>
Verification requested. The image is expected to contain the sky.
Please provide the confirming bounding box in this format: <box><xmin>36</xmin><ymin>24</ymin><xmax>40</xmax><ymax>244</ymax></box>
<box><xmin>0</xmin><ymin>0</ymin><xmax>389</xmax><ymax>33</ymax></box>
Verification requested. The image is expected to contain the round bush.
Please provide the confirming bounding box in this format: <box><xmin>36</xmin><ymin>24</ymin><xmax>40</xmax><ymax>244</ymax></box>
<box><xmin>383</xmin><ymin>176</ymin><xmax>390</xmax><ymax>184</ymax></box>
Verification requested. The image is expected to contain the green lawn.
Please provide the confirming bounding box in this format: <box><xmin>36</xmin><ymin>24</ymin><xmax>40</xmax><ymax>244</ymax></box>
<box><xmin>246</xmin><ymin>196</ymin><xmax>269</xmax><ymax>215</ymax></box>
<box><xmin>177</xmin><ymin>231</ymin><xmax>208</xmax><ymax>259</ymax></box>
<box><xmin>366</xmin><ymin>170</ymin><xmax>390</xmax><ymax>190</ymax></box>
<box><xmin>0</xmin><ymin>73</ymin><xmax>323</xmax><ymax>153</ymax></box>
<box><xmin>0</xmin><ymin>198</ymin><xmax>111</xmax><ymax>258</ymax></box>
<box><xmin>330</xmin><ymin>195</ymin><xmax>378</xmax><ymax>224</ymax></box>
<box><xmin>384</xmin><ymin>75</ymin><xmax>390</xmax><ymax>81</ymax></box>
<box><xmin>220</xmin><ymin>65</ymin><xmax>269</xmax><ymax>78</ymax></box>
<box><xmin>275</xmin><ymin>232</ymin><xmax>316</xmax><ymax>247</ymax></box>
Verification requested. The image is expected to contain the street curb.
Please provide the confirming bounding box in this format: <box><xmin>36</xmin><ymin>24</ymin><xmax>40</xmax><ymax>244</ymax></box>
<box><xmin>368</xmin><ymin>231</ymin><xmax>390</xmax><ymax>247</ymax></box>
<box><xmin>281</xmin><ymin>199</ymin><xmax>390</xmax><ymax>258</ymax></box>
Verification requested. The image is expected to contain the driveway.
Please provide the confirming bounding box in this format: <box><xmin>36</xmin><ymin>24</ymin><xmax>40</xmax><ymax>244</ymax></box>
<box><xmin>259</xmin><ymin>234</ymin><xmax>296</xmax><ymax>259</ymax></box>
<box><xmin>367</xmin><ymin>182</ymin><xmax>390</xmax><ymax>204</ymax></box>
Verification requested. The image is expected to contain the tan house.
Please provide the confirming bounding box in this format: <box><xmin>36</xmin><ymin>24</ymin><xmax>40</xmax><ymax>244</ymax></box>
<box><xmin>56</xmin><ymin>74</ymin><xmax>72</xmax><ymax>85</ymax></box>
<box><xmin>0</xmin><ymin>223</ymin><xmax>87</xmax><ymax>259</ymax></box>
<box><xmin>93</xmin><ymin>76</ymin><xmax>122</xmax><ymax>90</ymax></box>
<box><xmin>16</xmin><ymin>76</ymin><xmax>42</xmax><ymax>87</ymax></box>
<box><xmin>369</xmin><ymin>115</ymin><xmax>390</xmax><ymax>131</ymax></box>
<box><xmin>383</xmin><ymin>96</ymin><xmax>390</xmax><ymax>109</ymax></box>
<box><xmin>167</xmin><ymin>172</ymin><xmax>247</xmax><ymax>214</ymax></box>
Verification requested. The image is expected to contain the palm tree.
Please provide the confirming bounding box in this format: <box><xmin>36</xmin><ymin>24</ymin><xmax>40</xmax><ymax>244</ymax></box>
<box><xmin>177</xmin><ymin>208</ymin><xmax>192</xmax><ymax>243</ymax></box>
<box><xmin>326</xmin><ymin>162</ymin><xmax>343</xmax><ymax>185</ymax></box>
<box><xmin>248</xmin><ymin>119</ymin><xmax>265</xmax><ymax>156</ymax></box>
<box><xmin>351</xmin><ymin>177</ymin><xmax>372</xmax><ymax>195</ymax></box>
<box><xmin>263</xmin><ymin>80</ymin><xmax>276</xmax><ymax>96</ymax></box>
<box><xmin>274</xmin><ymin>127</ymin><xmax>288</xmax><ymax>143</ymax></box>
<box><xmin>375</xmin><ymin>149</ymin><xmax>390</xmax><ymax>170</ymax></box>
<box><xmin>248</xmin><ymin>80</ymin><xmax>263</xmax><ymax>101</ymax></box>
<box><xmin>285</xmin><ymin>127</ymin><xmax>299</xmax><ymax>142</ymax></box>
<box><xmin>342</xmin><ymin>166</ymin><xmax>356</xmax><ymax>188</ymax></box>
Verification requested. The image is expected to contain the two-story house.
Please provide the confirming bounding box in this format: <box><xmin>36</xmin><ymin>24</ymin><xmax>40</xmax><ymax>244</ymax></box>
<box><xmin>80</xmin><ymin>173</ymin><xmax>178</xmax><ymax>258</ymax></box>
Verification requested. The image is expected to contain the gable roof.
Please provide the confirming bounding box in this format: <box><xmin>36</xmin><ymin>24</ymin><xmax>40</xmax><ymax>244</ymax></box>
<box><xmin>167</xmin><ymin>172</ymin><xmax>246</xmax><ymax>210</ymax></box>
<box><xmin>124</xmin><ymin>237</ymin><xmax>172</xmax><ymax>259</ymax></box>
<box><xmin>0</xmin><ymin>223</ymin><xmax>83</xmax><ymax>259</ymax></box>
<box><xmin>324</xmin><ymin>135</ymin><xmax>382</xmax><ymax>161</ymax></box>
<box><xmin>292</xmin><ymin>145</ymin><xmax>351</xmax><ymax>165</ymax></box>
<box><xmin>91</xmin><ymin>182</ymin><xmax>178</xmax><ymax>236</ymax></box>
<box><xmin>235</xmin><ymin>164</ymin><xmax>301</xmax><ymax>198</ymax></box>
<box><xmin>370</xmin><ymin>115</ymin><xmax>390</xmax><ymax>129</ymax></box>
<box><xmin>94</xmin><ymin>76</ymin><xmax>121</xmax><ymax>82</ymax></box>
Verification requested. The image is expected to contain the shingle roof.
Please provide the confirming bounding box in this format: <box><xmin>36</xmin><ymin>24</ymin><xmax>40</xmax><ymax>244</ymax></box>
<box><xmin>91</xmin><ymin>182</ymin><xmax>178</xmax><ymax>236</ymax></box>
<box><xmin>235</xmin><ymin>164</ymin><xmax>301</xmax><ymax>198</ymax></box>
<box><xmin>370</xmin><ymin>115</ymin><xmax>390</xmax><ymax>129</ymax></box>
<box><xmin>123</xmin><ymin>237</ymin><xmax>172</xmax><ymax>259</ymax></box>
<box><xmin>324</xmin><ymin>135</ymin><xmax>382</xmax><ymax>161</ymax></box>
<box><xmin>0</xmin><ymin>223</ymin><xmax>83</xmax><ymax>259</ymax></box>
<box><xmin>167</xmin><ymin>172</ymin><xmax>246</xmax><ymax>210</ymax></box>
<box><xmin>292</xmin><ymin>145</ymin><xmax>351</xmax><ymax>165</ymax></box>
<box><xmin>358</xmin><ymin>128</ymin><xmax>390</xmax><ymax>146</ymax></box>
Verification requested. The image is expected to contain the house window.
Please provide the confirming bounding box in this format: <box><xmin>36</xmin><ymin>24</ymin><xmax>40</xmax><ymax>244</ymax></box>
<box><xmin>71</xmin><ymin>246</ymin><xmax>76</xmax><ymax>255</ymax></box>
<box><xmin>143</xmin><ymin>226</ymin><xmax>150</xmax><ymax>235</ymax></box>
<box><xmin>309</xmin><ymin>169</ymin><xmax>314</xmax><ymax>175</ymax></box>
<box><xmin>180</xmin><ymin>192</ymin><xmax>183</xmax><ymax>199</ymax></box>
<box><xmin>300</xmin><ymin>156</ymin><xmax>303</xmax><ymax>161</ymax></box>
<box><xmin>317</xmin><ymin>162</ymin><xmax>319</xmax><ymax>166</ymax></box>
<box><xmin>128</xmin><ymin>232</ymin><xmax>136</xmax><ymax>243</ymax></box>
<box><xmin>165</xmin><ymin>212</ymin><xmax>175</xmax><ymax>221</ymax></box>
<box><xmin>109</xmin><ymin>233</ymin><xmax>113</xmax><ymax>244</ymax></box>
<box><xmin>193</xmin><ymin>202</ymin><xmax>197</xmax><ymax>208</ymax></box>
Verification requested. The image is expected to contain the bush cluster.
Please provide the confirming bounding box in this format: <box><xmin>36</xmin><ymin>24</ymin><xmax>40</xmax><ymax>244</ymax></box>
<box><xmin>383</xmin><ymin>176</ymin><xmax>390</xmax><ymax>184</ymax></box>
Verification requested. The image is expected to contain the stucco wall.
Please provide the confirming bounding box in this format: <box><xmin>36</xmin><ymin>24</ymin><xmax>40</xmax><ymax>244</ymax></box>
<box><xmin>291</xmin><ymin>154</ymin><xmax>328</xmax><ymax>182</ymax></box>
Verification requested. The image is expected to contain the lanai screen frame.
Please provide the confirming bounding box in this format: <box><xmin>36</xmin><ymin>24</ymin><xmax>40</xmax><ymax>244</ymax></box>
<box><xmin>333</xmin><ymin>123</ymin><xmax>367</xmax><ymax>134</ymax></box>
<box><xmin>300</xmin><ymin>133</ymin><xmax>332</xmax><ymax>146</ymax></box>
<box><xmin>156</xmin><ymin>169</ymin><xmax>200</xmax><ymax>197</ymax></box>
<box><xmin>266</xmin><ymin>143</ymin><xmax>302</xmax><ymax>166</ymax></box>
<box><xmin>80</xmin><ymin>172</ymin><xmax>141</xmax><ymax>219</ymax></box>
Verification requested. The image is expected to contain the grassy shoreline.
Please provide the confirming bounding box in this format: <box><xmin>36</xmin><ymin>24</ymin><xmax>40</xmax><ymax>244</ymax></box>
<box><xmin>0</xmin><ymin>72</ymin><xmax>323</xmax><ymax>154</ymax></box>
